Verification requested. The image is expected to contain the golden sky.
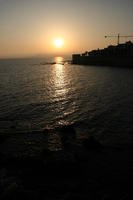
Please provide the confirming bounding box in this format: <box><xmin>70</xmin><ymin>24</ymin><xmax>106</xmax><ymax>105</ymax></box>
<box><xmin>0</xmin><ymin>0</ymin><xmax>133</xmax><ymax>58</ymax></box>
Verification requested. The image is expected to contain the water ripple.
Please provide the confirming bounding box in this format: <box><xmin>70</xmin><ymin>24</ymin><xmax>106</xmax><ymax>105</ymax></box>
<box><xmin>0</xmin><ymin>57</ymin><xmax>133</xmax><ymax>145</ymax></box>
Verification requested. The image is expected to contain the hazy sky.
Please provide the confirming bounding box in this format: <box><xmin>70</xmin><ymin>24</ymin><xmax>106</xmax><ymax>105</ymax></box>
<box><xmin>0</xmin><ymin>0</ymin><xmax>133</xmax><ymax>58</ymax></box>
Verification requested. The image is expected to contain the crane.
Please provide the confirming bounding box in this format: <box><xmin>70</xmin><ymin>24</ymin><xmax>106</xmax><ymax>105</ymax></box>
<box><xmin>105</xmin><ymin>33</ymin><xmax>133</xmax><ymax>45</ymax></box>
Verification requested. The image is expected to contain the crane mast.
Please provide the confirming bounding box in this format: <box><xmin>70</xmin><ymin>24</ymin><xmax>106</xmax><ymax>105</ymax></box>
<box><xmin>105</xmin><ymin>33</ymin><xmax>133</xmax><ymax>45</ymax></box>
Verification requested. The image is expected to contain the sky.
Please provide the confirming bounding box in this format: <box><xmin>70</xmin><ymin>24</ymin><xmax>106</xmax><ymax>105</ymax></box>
<box><xmin>0</xmin><ymin>0</ymin><xmax>133</xmax><ymax>58</ymax></box>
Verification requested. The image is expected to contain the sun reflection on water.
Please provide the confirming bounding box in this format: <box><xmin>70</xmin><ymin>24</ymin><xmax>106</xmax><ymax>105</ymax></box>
<box><xmin>54</xmin><ymin>57</ymin><xmax>68</xmax><ymax>97</ymax></box>
<box><xmin>55</xmin><ymin>56</ymin><xmax>64</xmax><ymax>64</ymax></box>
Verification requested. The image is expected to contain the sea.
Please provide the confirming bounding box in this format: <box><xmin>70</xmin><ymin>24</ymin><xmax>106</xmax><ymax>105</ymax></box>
<box><xmin>0</xmin><ymin>56</ymin><xmax>133</xmax><ymax>146</ymax></box>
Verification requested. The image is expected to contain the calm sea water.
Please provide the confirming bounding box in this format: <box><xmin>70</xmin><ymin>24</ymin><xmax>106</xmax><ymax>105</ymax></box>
<box><xmin>0</xmin><ymin>57</ymin><xmax>133</xmax><ymax>145</ymax></box>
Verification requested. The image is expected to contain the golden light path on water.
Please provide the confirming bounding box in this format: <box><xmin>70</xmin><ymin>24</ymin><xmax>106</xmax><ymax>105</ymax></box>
<box><xmin>51</xmin><ymin>56</ymin><xmax>76</xmax><ymax>127</ymax></box>
<box><xmin>54</xmin><ymin>57</ymin><xmax>68</xmax><ymax>97</ymax></box>
<box><xmin>48</xmin><ymin>57</ymin><xmax>71</xmax><ymax>150</ymax></box>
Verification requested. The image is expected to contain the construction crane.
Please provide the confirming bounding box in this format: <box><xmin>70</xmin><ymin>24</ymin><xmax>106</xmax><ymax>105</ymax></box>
<box><xmin>105</xmin><ymin>33</ymin><xmax>133</xmax><ymax>45</ymax></box>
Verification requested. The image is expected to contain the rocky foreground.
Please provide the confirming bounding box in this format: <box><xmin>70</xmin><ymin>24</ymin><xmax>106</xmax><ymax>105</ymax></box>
<box><xmin>0</xmin><ymin>125</ymin><xmax>131</xmax><ymax>200</ymax></box>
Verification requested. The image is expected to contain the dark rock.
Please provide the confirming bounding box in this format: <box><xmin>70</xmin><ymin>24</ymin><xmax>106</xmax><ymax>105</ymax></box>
<box><xmin>1</xmin><ymin>187</ymin><xmax>39</xmax><ymax>200</ymax></box>
<box><xmin>42</xmin><ymin>148</ymin><xmax>53</xmax><ymax>160</ymax></box>
<box><xmin>41</xmin><ymin>148</ymin><xmax>55</xmax><ymax>167</ymax></box>
<box><xmin>0</xmin><ymin>134</ymin><xmax>9</xmax><ymax>145</ymax></box>
<box><xmin>60</xmin><ymin>125</ymin><xmax>76</xmax><ymax>139</ymax></box>
<box><xmin>83</xmin><ymin>136</ymin><xmax>102</xmax><ymax>150</ymax></box>
<box><xmin>59</xmin><ymin>125</ymin><xmax>76</xmax><ymax>149</ymax></box>
<box><xmin>10</xmin><ymin>125</ymin><xmax>16</xmax><ymax>130</ymax></box>
<box><xmin>42</xmin><ymin>128</ymin><xmax>51</xmax><ymax>134</ymax></box>
<box><xmin>1</xmin><ymin>181</ymin><xmax>19</xmax><ymax>200</ymax></box>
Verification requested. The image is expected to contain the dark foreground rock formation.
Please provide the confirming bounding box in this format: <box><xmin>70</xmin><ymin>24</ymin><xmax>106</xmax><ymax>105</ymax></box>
<box><xmin>0</xmin><ymin>126</ymin><xmax>131</xmax><ymax>200</ymax></box>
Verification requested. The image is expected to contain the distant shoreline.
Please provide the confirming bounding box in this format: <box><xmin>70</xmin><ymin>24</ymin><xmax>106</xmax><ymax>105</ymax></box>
<box><xmin>72</xmin><ymin>41</ymin><xmax>133</xmax><ymax>67</ymax></box>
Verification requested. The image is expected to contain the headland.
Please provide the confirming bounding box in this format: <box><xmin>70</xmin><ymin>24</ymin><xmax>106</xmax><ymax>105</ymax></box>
<box><xmin>72</xmin><ymin>41</ymin><xmax>133</xmax><ymax>67</ymax></box>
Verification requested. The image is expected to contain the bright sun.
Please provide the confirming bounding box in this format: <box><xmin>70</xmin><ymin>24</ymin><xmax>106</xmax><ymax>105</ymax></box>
<box><xmin>54</xmin><ymin>38</ymin><xmax>64</xmax><ymax>48</ymax></box>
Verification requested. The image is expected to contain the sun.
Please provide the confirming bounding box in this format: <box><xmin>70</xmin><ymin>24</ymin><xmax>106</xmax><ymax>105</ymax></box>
<box><xmin>54</xmin><ymin>38</ymin><xmax>64</xmax><ymax>48</ymax></box>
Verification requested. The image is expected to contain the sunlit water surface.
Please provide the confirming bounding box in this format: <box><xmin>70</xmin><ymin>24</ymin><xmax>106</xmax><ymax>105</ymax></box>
<box><xmin>0</xmin><ymin>57</ymin><xmax>133</xmax><ymax>145</ymax></box>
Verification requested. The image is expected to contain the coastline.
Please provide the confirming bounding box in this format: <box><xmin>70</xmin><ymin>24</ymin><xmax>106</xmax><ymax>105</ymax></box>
<box><xmin>72</xmin><ymin>55</ymin><xmax>133</xmax><ymax>68</ymax></box>
<box><xmin>72</xmin><ymin>41</ymin><xmax>133</xmax><ymax>67</ymax></box>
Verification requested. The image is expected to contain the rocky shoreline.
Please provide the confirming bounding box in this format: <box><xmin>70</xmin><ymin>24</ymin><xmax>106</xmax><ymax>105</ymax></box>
<box><xmin>0</xmin><ymin>125</ymin><xmax>130</xmax><ymax>200</ymax></box>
